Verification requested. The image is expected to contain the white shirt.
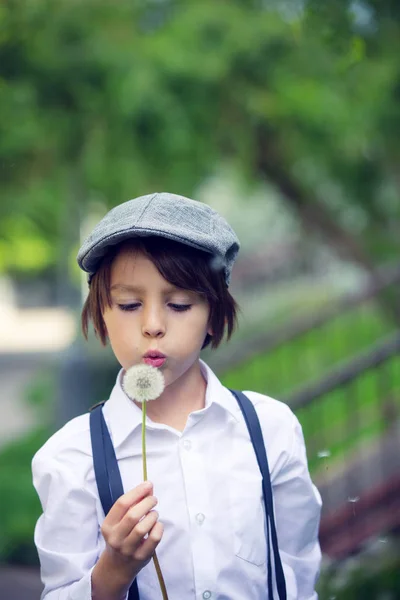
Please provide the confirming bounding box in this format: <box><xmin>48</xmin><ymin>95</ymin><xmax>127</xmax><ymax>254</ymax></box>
<box><xmin>32</xmin><ymin>360</ymin><xmax>322</xmax><ymax>600</ymax></box>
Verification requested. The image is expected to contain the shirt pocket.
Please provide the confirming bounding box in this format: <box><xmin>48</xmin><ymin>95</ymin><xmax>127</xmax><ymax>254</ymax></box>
<box><xmin>228</xmin><ymin>474</ymin><xmax>267</xmax><ymax>566</ymax></box>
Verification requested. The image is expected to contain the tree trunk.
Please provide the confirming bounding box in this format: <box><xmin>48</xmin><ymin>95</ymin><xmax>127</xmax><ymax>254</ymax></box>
<box><xmin>254</xmin><ymin>126</ymin><xmax>400</xmax><ymax>326</ymax></box>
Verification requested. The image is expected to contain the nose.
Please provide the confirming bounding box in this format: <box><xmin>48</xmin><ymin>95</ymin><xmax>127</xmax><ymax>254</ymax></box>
<box><xmin>141</xmin><ymin>304</ymin><xmax>166</xmax><ymax>339</ymax></box>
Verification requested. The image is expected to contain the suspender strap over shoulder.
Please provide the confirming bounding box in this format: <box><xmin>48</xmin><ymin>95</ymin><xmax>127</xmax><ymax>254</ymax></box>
<box><xmin>89</xmin><ymin>405</ymin><xmax>140</xmax><ymax>600</ymax></box>
<box><xmin>230</xmin><ymin>390</ymin><xmax>287</xmax><ymax>600</ymax></box>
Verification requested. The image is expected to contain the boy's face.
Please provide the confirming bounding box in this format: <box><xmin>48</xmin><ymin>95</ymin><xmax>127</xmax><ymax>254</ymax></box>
<box><xmin>102</xmin><ymin>248</ymin><xmax>212</xmax><ymax>388</ymax></box>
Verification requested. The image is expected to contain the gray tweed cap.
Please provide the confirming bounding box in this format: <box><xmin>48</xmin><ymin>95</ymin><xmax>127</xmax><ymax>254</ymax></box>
<box><xmin>77</xmin><ymin>192</ymin><xmax>240</xmax><ymax>286</ymax></box>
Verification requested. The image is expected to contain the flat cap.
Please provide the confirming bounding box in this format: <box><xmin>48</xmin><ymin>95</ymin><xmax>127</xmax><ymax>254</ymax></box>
<box><xmin>77</xmin><ymin>192</ymin><xmax>240</xmax><ymax>285</ymax></box>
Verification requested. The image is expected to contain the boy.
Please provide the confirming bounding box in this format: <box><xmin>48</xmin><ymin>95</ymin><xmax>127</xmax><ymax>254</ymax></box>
<box><xmin>32</xmin><ymin>192</ymin><xmax>322</xmax><ymax>600</ymax></box>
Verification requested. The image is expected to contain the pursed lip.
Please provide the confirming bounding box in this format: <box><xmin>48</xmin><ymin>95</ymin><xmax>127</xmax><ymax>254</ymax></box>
<box><xmin>143</xmin><ymin>351</ymin><xmax>166</xmax><ymax>359</ymax></box>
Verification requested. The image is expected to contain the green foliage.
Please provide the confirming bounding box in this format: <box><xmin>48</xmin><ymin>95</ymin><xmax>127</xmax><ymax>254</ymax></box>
<box><xmin>221</xmin><ymin>301</ymin><xmax>393</xmax><ymax>397</ymax></box>
<box><xmin>317</xmin><ymin>540</ymin><xmax>400</xmax><ymax>599</ymax></box>
<box><xmin>0</xmin><ymin>427</ymin><xmax>50</xmax><ymax>565</ymax></box>
<box><xmin>298</xmin><ymin>354</ymin><xmax>400</xmax><ymax>474</ymax></box>
<box><xmin>221</xmin><ymin>301</ymin><xmax>400</xmax><ymax>474</ymax></box>
<box><xmin>0</xmin><ymin>0</ymin><xmax>399</xmax><ymax>274</ymax></box>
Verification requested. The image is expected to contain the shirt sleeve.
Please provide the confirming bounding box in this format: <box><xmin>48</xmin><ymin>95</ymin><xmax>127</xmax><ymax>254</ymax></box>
<box><xmin>272</xmin><ymin>413</ymin><xmax>322</xmax><ymax>600</ymax></box>
<box><xmin>32</xmin><ymin>449</ymin><xmax>101</xmax><ymax>600</ymax></box>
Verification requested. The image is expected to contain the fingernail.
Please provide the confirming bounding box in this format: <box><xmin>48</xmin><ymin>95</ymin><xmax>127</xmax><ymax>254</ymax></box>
<box><xmin>143</xmin><ymin>480</ymin><xmax>153</xmax><ymax>489</ymax></box>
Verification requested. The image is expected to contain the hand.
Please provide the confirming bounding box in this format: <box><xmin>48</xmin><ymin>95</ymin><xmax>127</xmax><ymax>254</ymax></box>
<box><xmin>100</xmin><ymin>481</ymin><xmax>163</xmax><ymax>584</ymax></box>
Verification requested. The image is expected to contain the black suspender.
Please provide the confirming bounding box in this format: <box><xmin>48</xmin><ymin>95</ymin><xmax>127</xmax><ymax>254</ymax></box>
<box><xmin>89</xmin><ymin>390</ymin><xmax>287</xmax><ymax>600</ymax></box>
<box><xmin>90</xmin><ymin>405</ymin><xmax>140</xmax><ymax>600</ymax></box>
<box><xmin>230</xmin><ymin>390</ymin><xmax>287</xmax><ymax>600</ymax></box>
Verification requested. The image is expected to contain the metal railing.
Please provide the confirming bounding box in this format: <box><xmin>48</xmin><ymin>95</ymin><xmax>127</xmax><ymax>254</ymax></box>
<box><xmin>284</xmin><ymin>332</ymin><xmax>400</xmax><ymax>559</ymax></box>
<box><xmin>216</xmin><ymin>262</ymin><xmax>400</xmax><ymax>401</ymax></box>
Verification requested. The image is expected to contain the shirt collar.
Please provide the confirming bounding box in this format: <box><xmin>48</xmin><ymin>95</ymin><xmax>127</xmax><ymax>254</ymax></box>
<box><xmin>103</xmin><ymin>359</ymin><xmax>240</xmax><ymax>450</ymax></box>
<box><xmin>200</xmin><ymin>360</ymin><xmax>240</xmax><ymax>419</ymax></box>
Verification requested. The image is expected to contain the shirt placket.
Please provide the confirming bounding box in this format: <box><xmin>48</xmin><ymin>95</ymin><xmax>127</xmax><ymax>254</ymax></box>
<box><xmin>179</xmin><ymin>415</ymin><xmax>218</xmax><ymax>600</ymax></box>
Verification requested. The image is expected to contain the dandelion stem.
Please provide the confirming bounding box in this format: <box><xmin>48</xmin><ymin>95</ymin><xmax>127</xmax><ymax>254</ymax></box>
<box><xmin>142</xmin><ymin>401</ymin><xmax>147</xmax><ymax>481</ymax></box>
<box><xmin>153</xmin><ymin>552</ymin><xmax>168</xmax><ymax>600</ymax></box>
<box><xmin>141</xmin><ymin>399</ymin><xmax>168</xmax><ymax>600</ymax></box>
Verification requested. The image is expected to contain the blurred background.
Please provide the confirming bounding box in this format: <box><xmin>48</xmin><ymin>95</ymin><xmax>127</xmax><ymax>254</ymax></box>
<box><xmin>0</xmin><ymin>1</ymin><xmax>399</xmax><ymax>598</ymax></box>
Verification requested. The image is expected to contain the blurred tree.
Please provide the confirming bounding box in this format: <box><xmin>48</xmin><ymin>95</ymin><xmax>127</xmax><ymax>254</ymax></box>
<box><xmin>0</xmin><ymin>0</ymin><xmax>399</xmax><ymax>289</ymax></box>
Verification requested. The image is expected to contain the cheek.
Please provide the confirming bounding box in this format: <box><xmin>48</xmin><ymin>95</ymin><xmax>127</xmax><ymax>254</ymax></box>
<box><xmin>185</xmin><ymin>309</ymin><xmax>211</xmax><ymax>341</ymax></box>
<box><xmin>102</xmin><ymin>310</ymin><xmax>128</xmax><ymax>343</ymax></box>
<box><xmin>101</xmin><ymin>310</ymin><xmax>113</xmax><ymax>336</ymax></box>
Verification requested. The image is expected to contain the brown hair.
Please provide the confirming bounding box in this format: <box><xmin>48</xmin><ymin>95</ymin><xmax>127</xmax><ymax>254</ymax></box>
<box><xmin>81</xmin><ymin>236</ymin><xmax>239</xmax><ymax>350</ymax></box>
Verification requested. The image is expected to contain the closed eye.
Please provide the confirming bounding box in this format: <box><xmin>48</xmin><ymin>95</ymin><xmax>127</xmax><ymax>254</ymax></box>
<box><xmin>117</xmin><ymin>303</ymin><xmax>192</xmax><ymax>312</ymax></box>
<box><xmin>118</xmin><ymin>303</ymin><xmax>141</xmax><ymax>311</ymax></box>
<box><xmin>169</xmin><ymin>304</ymin><xmax>192</xmax><ymax>312</ymax></box>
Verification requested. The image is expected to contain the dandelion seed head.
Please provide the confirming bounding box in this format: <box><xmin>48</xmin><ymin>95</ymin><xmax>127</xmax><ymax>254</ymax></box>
<box><xmin>347</xmin><ymin>496</ymin><xmax>360</xmax><ymax>504</ymax></box>
<box><xmin>317</xmin><ymin>449</ymin><xmax>331</xmax><ymax>459</ymax></box>
<box><xmin>123</xmin><ymin>364</ymin><xmax>165</xmax><ymax>403</ymax></box>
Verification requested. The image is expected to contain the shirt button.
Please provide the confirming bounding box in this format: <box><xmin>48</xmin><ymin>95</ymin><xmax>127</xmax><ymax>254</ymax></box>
<box><xmin>182</xmin><ymin>439</ymin><xmax>192</xmax><ymax>451</ymax></box>
<box><xmin>196</xmin><ymin>513</ymin><xmax>205</xmax><ymax>525</ymax></box>
<box><xmin>203</xmin><ymin>592</ymin><xmax>212</xmax><ymax>599</ymax></box>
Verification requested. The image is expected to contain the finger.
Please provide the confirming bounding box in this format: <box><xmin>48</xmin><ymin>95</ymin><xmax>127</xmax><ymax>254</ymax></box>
<box><xmin>118</xmin><ymin>510</ymin><xmax>159</xmax><ymax>558</ymax></box>
<box><xmin>106</xmin><ymin>482</ymin><xmax>153</xmax><ymax>526</ymax></box>
<box><xmin>132</xmin><ymin>509</ymin><xmax>159</xmax><ymax>545</ymax></box>
<box><xmin>115</xmin><ymin>496</ymin><xmax>158</xmax><ymax>540</ymax></box>
<box><xmin>134</xmin><ymin>520</ymin><xmax>164</xmax><ymax>562</ymax></box>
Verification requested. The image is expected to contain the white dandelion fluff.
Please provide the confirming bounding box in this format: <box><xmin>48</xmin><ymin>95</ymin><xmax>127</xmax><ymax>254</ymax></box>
<box><xmin>123</xmin><ymin>364</ymin><xmax>165</xmax><ymax>403</ymax></box>
<box><xmin>317</xmin><ymin>449</ymin><xmax>331</xmax><ymax>459</ymax></box>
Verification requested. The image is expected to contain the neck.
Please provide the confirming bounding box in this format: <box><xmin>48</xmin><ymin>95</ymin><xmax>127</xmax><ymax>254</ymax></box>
<box><xmin>134</xmin><ymin>360</ymin><xmax>207</xmax><ymax>431</ymax></box>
